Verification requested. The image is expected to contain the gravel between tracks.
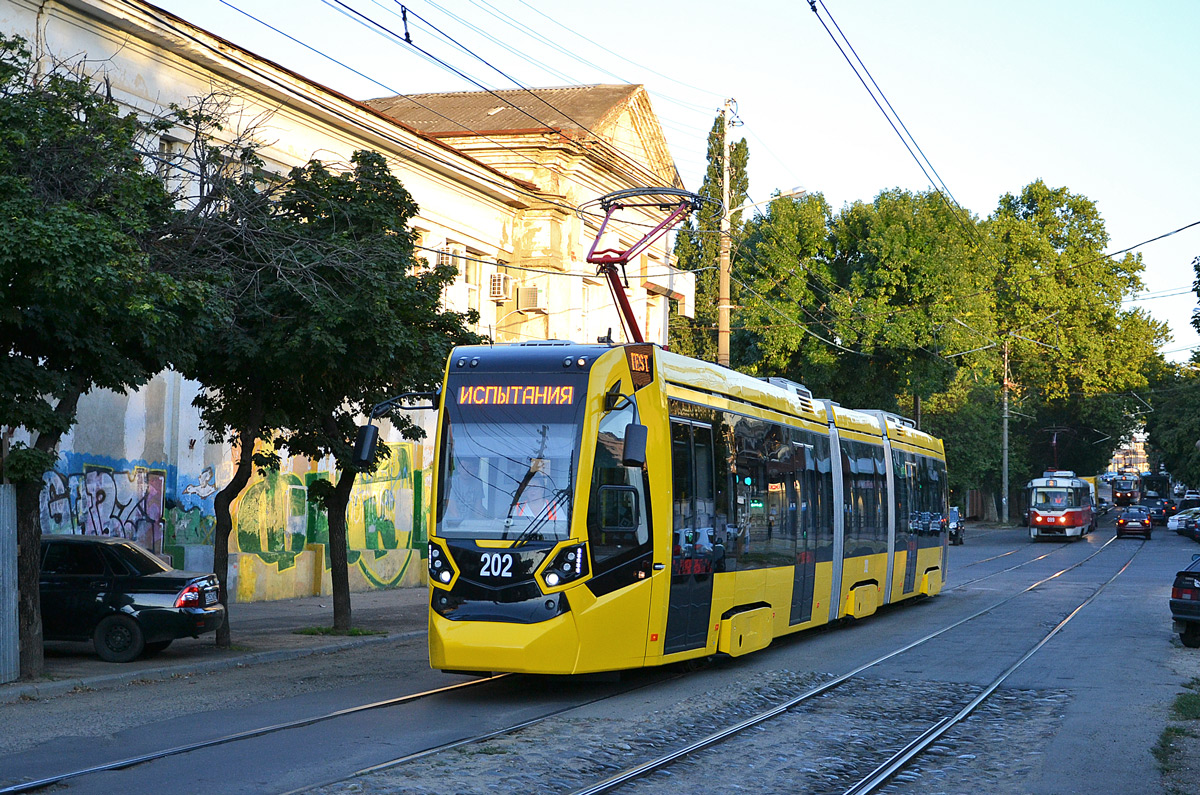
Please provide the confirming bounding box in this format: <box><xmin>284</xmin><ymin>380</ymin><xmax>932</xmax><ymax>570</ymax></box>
<box><xmin>307</xmin><ymin>670</ymin><xmax>1072</xmax><ymax>795</ymax></box>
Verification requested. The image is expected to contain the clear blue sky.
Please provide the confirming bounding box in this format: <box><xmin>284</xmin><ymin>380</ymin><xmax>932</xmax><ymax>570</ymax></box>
<box><xmin>155</xmin><ymin>0</ymin><xmax>1200</xmax><ymax>363</ymax></box>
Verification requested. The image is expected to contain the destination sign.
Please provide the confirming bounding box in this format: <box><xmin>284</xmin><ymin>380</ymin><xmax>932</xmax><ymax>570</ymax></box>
<box><xmin>457</xmin><ymin>384</ymin><xmax>575</xmax><ymax>406</ymax></box>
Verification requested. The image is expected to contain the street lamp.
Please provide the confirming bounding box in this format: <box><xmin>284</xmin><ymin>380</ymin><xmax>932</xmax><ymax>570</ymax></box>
<box><xmin>716</xmin><ymin>184</ymin><xmax>807</xmax><ymax>367</ymax></box>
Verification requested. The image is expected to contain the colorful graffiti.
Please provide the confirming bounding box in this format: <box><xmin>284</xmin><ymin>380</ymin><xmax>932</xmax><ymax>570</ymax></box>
<box><xmin>41</xmin><ymin>454</ymin><xmax>168</xmax><ymax>552</ymax></box>
<box><xmin>41</xmin><ymin>442</ymin><xmax>426</xmax><ymax>597</ymax></box>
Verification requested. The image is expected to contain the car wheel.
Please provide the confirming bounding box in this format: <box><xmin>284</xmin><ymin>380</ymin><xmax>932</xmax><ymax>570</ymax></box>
<box><xmin>1183</xmin><ymin>625</ymin><xmax>1200</xmax><ymax>649</ymax></box>
<box><xmin>93</xmin><ymin>614</ymin><xmax>145</xmax><ymax>663</ymax></box>
<box><xmin>142</xmin><ymin>640</ymin><xmax>173</xmax><ymax>657</ymax></box>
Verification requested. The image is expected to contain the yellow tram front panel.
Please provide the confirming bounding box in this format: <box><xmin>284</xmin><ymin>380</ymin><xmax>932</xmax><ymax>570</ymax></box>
<box><xmin>428</xmin><ymin>343</ymin><xmax>665</xmax><ymax>675</ymax></box>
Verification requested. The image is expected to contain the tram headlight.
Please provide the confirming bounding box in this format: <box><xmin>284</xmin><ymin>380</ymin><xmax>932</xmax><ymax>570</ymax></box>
<box><xmin>428</xmin><ymin>542</ymin><xmax>457</xmax><ymax>588</ymax></box>
<box><xmin>540</xmin><ymin>542</ymin><xmax>589</xmax><ymax>590</ymax></box>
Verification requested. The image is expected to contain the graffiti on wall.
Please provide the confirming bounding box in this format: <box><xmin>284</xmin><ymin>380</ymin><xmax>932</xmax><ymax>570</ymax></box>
<box><xmin>227</xmin><ymin>442</ymin><xmax>422</xmax><ymax>586</ymax></box>
<box><xmin>41</xmin><ymin>454</ymin><xmax>168</xmax><ymax>552</ymax></box>
<box><xmin>41</xmin><ymin>443</ymin><xmax>425</xmax><ymax>590</ymax></box>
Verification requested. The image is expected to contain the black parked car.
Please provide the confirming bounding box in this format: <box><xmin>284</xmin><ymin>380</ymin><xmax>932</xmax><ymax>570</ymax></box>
<box><xmin>1144</xmin><ymin>497</ymin><xmax>1175</xmax><ymax>526</ymax></box>
<box><xmin>1171</xmin><ymin>554</ymin><xmax>1200</xmax><ymax>648</ymax></box>
<box><xmin>40</xmin><ymin>536</ymin><xmax>225</xmax><ymax>662</ymax></box>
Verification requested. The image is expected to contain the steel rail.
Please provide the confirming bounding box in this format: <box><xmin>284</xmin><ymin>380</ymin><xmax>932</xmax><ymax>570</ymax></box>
<box><xmin>282</xmin><ymin>670</ymin><xmax>685</xmax><ymax>795</ymax></box>
<box><xmin>0</xmin><ymin>674</ymin><xmax>509</xmax><ymax>794</ymax></box>
<box><xmin>950</xmin><ymin>542</ymin><xmax>1075</xmax><ymax>590</ymax></box>
<box><xmin>565</xmin><ymin>535</ymin><xmax>1124</xmax><ymax>795</ymax></box>
<box><xmin>842</xmin><ymin>541</ymin><xmax>1141</xmax><ymax>794</ymax></box>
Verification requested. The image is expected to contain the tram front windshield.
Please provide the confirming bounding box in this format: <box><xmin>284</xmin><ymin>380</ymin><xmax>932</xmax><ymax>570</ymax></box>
<box><xmin>437</xmin><ymin>377</ymin><xmax>585</xmax><ymax>542</ymax></box>
<box><xmin>1032</xmin><ymin>488</ymin><xmax>1079</xmax><ymax>510</ymax></box>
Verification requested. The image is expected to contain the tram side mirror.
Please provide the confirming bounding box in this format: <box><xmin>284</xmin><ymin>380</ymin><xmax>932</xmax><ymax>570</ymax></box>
<box><xmin>352</xmin><ymin>424</ymin><xmax>379</xmax><ymax>470</ymax></box>
<box><xmin>622</xmin><ymin>423</ymin><xmax>648</xmax><ymax>468</ymax></box>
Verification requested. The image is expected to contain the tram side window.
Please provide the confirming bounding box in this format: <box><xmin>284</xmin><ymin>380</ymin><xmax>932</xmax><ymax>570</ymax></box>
<box><xmin>765</xmin><ymin>425</ymin><xmax>797</xmax><ymax>562</ymax></box>
<box><xmin>671</xmin><ymin>422</ymin><xmax>694</xmax><ymax>533</ymax></box>
<box><xmin>733</xmin><ymin>415</ymin><xmax>768</xmax><ymax>565</ymax></box>
<box><xmin>914</xmin><ymin>456</ymin><xmax>947</xmax><ymax>534</ymax></box>
<box><xmin>841</xmin><ymin>440</ymin><xmax>866</xmax><ymax>556</ymax></box>
<box><xmin>587</xmin><ymin>402</ymin><xmax>650</xmax><ymax>567</ymax></box>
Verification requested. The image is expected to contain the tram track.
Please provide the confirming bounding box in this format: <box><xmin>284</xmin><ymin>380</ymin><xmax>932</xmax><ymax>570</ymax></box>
<box><xmin>0</xmin><ymin>664</ymin><xmax>686</xmax><ymax>795</ymax></box>
<box><xmin>950</xmin><ymin>536</ymin><xmax>1090</xmax><ymax>590</ymax></box>
<box><xmin>6</xmin><ymin>533</ymin><xmax>1128</xmax><ymax>795</ymax></box>
<box><xmin>561</xmin><ymin>535</ymin><xmax>1135</xmax><ymax>795</ymax></box>
<box><xmin>0</xmin><ymin>675</ymin><xmax>511</xmax><ymax>794</ymax></box>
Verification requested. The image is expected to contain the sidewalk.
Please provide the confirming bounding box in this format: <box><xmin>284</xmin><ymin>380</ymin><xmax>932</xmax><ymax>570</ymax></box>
<box><xmin>1</xmin><ymin>586</ymin><xmax>430</xmax><ymax>704</ymax></box>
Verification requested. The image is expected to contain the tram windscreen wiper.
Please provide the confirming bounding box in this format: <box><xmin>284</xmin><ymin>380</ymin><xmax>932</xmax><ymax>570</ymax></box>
<box><xmin>503</xmin><ymin>425</ymin><xmax>549</xmax><ymax>539</ymax></box>
<box><xmin>512</xmin><ymin>487</ymin><xmax>572</xmax><ymax>547</ymax></box>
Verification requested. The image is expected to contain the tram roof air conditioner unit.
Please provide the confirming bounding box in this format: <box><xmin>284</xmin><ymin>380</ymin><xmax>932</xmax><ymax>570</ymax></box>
<box><xmin>488</xmin><ymin>273</ymin><xmax>513</xmax><ymax>302</ymax></box>
<box><xmin>516</xmin><ymin>285</ymin><xmax>547</xmax><ymax>314</ymax></box>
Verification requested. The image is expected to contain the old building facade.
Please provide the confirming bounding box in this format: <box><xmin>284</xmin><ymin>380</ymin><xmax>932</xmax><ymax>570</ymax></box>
<box><xmin>2</xmin><ymin>0</ymin><xmax>692</xmax><ymax>601</ymax></box>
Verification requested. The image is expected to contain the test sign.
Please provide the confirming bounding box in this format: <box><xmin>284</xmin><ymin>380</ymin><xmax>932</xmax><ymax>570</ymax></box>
<box><xmin>458</xmin><ymin>384</ymin><xmax>575</xmax><ymax>406</ymax></box>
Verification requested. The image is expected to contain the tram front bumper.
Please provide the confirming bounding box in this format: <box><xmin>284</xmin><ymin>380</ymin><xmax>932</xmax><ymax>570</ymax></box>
<box><xmin>429</xmin><ymin>610</ymin><xmax>581</xmax><ymax>674</ymax></box>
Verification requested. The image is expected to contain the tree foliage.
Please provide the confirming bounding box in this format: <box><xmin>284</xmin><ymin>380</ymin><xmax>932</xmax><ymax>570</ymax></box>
<box><xmin>168</xmin><ymin>131</ymin><xmax>482</xmax><ymax>637</ymax></box>
<box><xmin>712</xmin><ymin>153</ymin><xmax>1166</xmax><ymax>513</ymax></box>
<box><xmin>0</xmin><ymin>35</ymin><xmax>211</xmax><ymax>678</ymax></box>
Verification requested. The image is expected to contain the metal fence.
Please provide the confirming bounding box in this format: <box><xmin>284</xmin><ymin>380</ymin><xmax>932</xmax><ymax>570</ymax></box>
<box><xmin>1</xmin><ymin>485</ymin><xmax>17</xmax><ymax>684</ymax></box>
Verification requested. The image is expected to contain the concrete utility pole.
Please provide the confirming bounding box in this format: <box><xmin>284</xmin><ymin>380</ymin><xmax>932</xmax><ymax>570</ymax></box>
<box><xmin>717</xmin><ymin>100</ymin><xmax>733</xmax><ymax>368</ymax></box>
<box><xmin>1002</xmin><ymin>338</ymin><xmax>1010</xmax><ymax>524</ymax></box>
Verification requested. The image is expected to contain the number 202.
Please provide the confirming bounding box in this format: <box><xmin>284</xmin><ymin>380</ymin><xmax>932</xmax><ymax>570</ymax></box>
<box><xmin>480</xmin><ymin>552</ymin><xmax>513</xmax><ymax>578</ymax></box>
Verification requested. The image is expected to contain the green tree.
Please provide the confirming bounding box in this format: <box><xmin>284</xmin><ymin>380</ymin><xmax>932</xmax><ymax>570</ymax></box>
<box><xmin>0</xmin><ymin>36</ymin><xmax>210</xmax><ymax>678</ymax></box>
<box><xmin>730</xmin><ymin>191</ymin><xmax>840</xmax><ymax>390</ymax></box>
<box><xmin>170</xmin><ymin>140</ymin><xmax>479</xmax><ymax>640</ymax></box>
<box><xmin>988</xmin><ymin>181</ymin><xmax>1167</xmax><ymax>491</ymax></box>
<box><xmin>262</xmin><ymin>153</ymin><xmax>482</xmax><ymax>631</ymax></box>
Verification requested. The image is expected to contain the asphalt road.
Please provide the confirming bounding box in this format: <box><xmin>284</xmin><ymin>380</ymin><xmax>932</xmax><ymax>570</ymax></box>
<box><xmin>4</xmin><ymin>514</ymin><xmax>1198</xmax><ymax>794</ymax></box>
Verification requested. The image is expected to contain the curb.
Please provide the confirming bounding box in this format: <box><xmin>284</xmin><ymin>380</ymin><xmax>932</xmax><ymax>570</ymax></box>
<box><xmin>0</xmin><ymin>629</ymin><xmax>424</xmax><ymax>705</ymax></box>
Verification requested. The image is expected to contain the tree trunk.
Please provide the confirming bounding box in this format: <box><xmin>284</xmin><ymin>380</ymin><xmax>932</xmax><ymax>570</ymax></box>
<box><xmin>212</xmin><ymin>406</ymin><xmax>263</xmax><ymax>647</ymax></box>
<box><xmin>327</xmin><ymin>467</ymin><xmax>357</xmax><ymax>632</ymax></box>
<box><xmin>16</xmin><ymin>480</ymin><xmax>45</xmax><ymax>681</ymax></box>
<box><xmin>982</xmin><ymin>491</ymin><xmax>1000</xmax><ymax>523</ymax></box>
<box><xmin>17</xmin><ymin>383</ymin><xmax>84</xmax><ymax>680</ymax></box>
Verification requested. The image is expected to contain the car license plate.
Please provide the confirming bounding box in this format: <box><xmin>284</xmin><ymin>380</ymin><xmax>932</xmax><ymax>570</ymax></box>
<box><xmin>204</xmin><ymin>590</ymin><xmax>217</xmax><ymax>606</ymax></box>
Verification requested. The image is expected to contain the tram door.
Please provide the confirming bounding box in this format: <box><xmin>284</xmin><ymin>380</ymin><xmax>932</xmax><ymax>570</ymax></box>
<box><xmin>665</xmin><ymin>419</ymin><xmax>716</xmax><ymax>654</ymax></box>
<box><xmin>790</xmin><ymin>441</ymin><xmax>817</xmax><ymax>625</ymax></box>
<box><xmin>900</xmin><ymin>459</ymin><xmax>919</xmax><ymax>594</ymax></box>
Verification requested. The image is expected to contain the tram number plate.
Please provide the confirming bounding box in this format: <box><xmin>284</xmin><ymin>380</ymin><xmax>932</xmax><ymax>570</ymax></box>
<box><xmin>480</xmin><ymin>552</ymin><xmax>514</xmax><ymax>578</ymax></box>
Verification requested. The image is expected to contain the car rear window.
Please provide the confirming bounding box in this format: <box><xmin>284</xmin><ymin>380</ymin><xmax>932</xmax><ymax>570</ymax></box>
<box><xmin>108</xmin><ymin>541</ymin><xmax>172</xmax><ymax>575</ymax></box>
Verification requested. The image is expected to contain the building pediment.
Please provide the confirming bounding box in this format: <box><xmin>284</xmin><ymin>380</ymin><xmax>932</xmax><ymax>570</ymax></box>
<box><xmin>367</xmin><ymin>84</ymin><xmax>680</xmax><ymax>189</ymax></box>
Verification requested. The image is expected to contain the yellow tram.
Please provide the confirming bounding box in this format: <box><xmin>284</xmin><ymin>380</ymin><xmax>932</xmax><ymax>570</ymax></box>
<box><xmin>418</xmin><ymin>341</ymin><xmax>948</xmax><ymax>674</ymax></box>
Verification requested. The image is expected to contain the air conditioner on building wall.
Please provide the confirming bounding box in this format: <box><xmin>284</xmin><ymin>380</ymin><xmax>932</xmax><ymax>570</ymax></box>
<box><xmin>489</xmin><ymin>273</ymin><xmax>513</xmax><ymax>302</ymax></box>
<box><xmin>516</xmin><ymin>285</ymin><xmax>547</xmax><ymax>314</ymax></box>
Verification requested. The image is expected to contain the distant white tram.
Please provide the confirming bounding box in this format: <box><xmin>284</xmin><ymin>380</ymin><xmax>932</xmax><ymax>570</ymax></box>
<box><xmin>1025</xmin><ymin>470</ymin><xmax>1097</xmax><ymax>541</ymax></box>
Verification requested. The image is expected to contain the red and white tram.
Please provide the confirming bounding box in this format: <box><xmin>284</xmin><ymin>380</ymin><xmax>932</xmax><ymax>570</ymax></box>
<box><xmin>1026</xmin><ymin>470</ymin><xmax>1096</xmax><ymax>541</ymax></box>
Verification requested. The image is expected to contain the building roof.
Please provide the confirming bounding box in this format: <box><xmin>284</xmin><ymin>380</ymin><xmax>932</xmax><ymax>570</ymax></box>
<box><xmin>365</xmin><ymin>85</ymin><xmax>644</xmax><ymax>138</ymax></box>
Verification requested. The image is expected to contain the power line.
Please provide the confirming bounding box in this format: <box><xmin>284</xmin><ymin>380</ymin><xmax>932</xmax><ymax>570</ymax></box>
<box><xmin>214</xmin><ymin>0</ymin><xmax>581</xmax><ymax>198</ymax></box>
<box><xmin>806</xmin><ymin>0</ymin><xmax>975</xmax><ymax>237</ymax></box>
